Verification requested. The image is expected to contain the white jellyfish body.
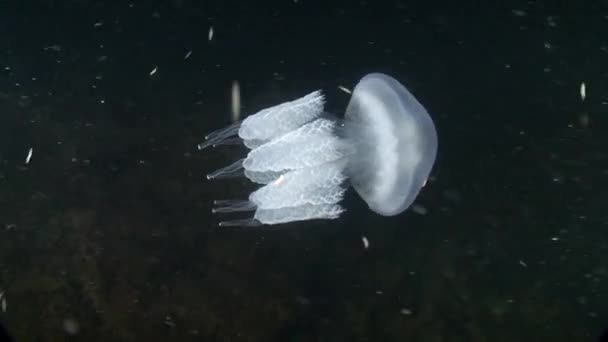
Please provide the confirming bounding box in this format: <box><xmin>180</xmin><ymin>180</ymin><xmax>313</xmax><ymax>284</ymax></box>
<box><xmin>199</xmin><ymin>73</ymin><xmax>438</xmax><ymax>226</ymax></box>
<box><xmin>343</xmin><ymin>73</ymin><xmax>438</xmax><ymax>216</ymax></box>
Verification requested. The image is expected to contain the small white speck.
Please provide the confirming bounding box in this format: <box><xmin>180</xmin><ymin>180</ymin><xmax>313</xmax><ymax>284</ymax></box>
<box><xmin>338</xmin><ymin>85</ymin><xmax>352</xmax><ymax>94</ymax></box>
<box><xmin>551</xmin><ymin>236</ymin><xmax>559</xmax><ymax>241</ymax></box>
<box><xmin>2</xmin><ymin>298</ymin><xmax>6</xmax><ymax>312</ymax></box>
<box><xmin>231</xmin><ymin>80</ymin><xmax>241</xmax><ymax>122</ymax></box>
<box><xmin>375</xmin><ymin>290</ymin><xmax>383</xmax><ymax>295</ymax></box>
<box><xmin>411</xmin><ymin>204</ymin><xmax>427</xmax><ymax>215</ymax></box>
<box><xmin>164</xmin><ymin>315</ymin><xmax>175</xmax><ymax>327</ymax></box>
<box><xmin>150</xmin><ymin>66</ymin><xmax>158</xmax><ymax>76</ymax></box>
<box><xmin>94</xmin><ymin>22</ymin><xmax>103</xmax><ymax>28</ymax></box>
<box><xmin>63</xmin><ymin>318</ymin><xmax>79</xmax><ymax>335</ymax></box>
<box><xmin>361</xmin><ymin>236</ymin><xmax>369</xmax><ymax>249</ymax></box>
<box><xmin>25</xmin><ymin>147</ymin><xmax>33</xmax><ymax>164</ymax></box>
<box><xmin>580</xmin><ymin>82</ymin><xmax>586</xmax><ymax>101</ymax></box>
<box><xmin>400</xmin><ymin>308</ymin><xmax>412</xmax><ymax>315</ymax></box>
<box><xmin>519</xmin><ymin>260</ymin><xmax>527</xmax><ymax>267</ymax></box>
<box><xmin>184</xmin><ymin>50</ymin><xmax>192</xmax><ymax>60</ymax></box>
<box><xmin>208</xmin><ymin>27</ymin><xmax>214</xmax><ymax>41</ymax></box>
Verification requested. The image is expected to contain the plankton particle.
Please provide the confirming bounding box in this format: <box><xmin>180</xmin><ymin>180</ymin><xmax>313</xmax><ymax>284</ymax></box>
<box><xmin>231</xmin><ymin>80</ymin><xmax>241</xmax><ymax>122</ymax></box>
<box><xmin>580</xmin><ymin>82</ymin><xmax>586</xmax><ymax>101</ymax></box>
<box><xmin>25</xmin><ymin>147</ymin><xmax>33</xmax><ymax>164</ymax></box>
<box><xmin>400</xmin><ymin>308</ymin><xmax>412</xmax><ymax>315</ymax></box>
<box><xmin>361</xmin><ymin>236</ymin><xmax>369</xmax><ymax>249</ymax></box>
<box><xmin>208</xmin><ymin>27</ymin><xmax>214</xmax><ymax>41</ymax></box>
<box><xmin>338</xmin><ymin>85</ymin><xmax>352</xmax><ymax>94</ymax></box>
<box><xmin>184</xmin><ymin>50</ymin><xmax>192</xmax><ymax>60</ymax></box>
<box><xmin>149</xmin><ymin>66</ymin><xmax>158</xmax><ymax>76</ymax></box>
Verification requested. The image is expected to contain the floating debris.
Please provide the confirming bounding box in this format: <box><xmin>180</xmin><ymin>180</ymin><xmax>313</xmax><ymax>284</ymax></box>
<box><xmin>231</xmin><ymin>80</ymin><xmax>241</xmax><ymax>122</ymax></box>
<box><xmin>519</xmin><ymin>260</ymin><xmax>528</xmax><ymax>267</ymax></box>
<box><xmin>511</xmin><ymin>9</ymin><xmax>527</xmax><ymax>17</ymax></box>
<box><xmin>411</xmin><ymin>204</ymin><xmax>427</xmax><ymax>215</ymax></box>
<box><xmin>400</xmin><ymin>308</ymin><xmax>412</xmax><ymax>315</ymax></box>
<box><xmin>164</xmin><ymin>315</ymin><xmax>175</xmax><ymax>327</ymax></box>
<box><xmin>43</xmin><ymin>44</ymin><xmax>62</xmax><ymax>52</ymax></box>
<box><xmin>580</xmin><ymin>82</ymin><xmax>586</xmax><ymax>101</ymax></box>
<box><xmin>1</xmin><ymin>297</ymin><xmax>6</xmax><ymax>313</ymax></box>
<box><xmin>149</xmin><ymin>66</ymin><xmax>158</xmax><ymax>76</ymax></box>
<box><xmin>295</xmin><ymin>296</ymin><xmax>311</xmax><ymax>305</ymax></box>
<box><xmin>63</xmin><ymin>318</ymin><xmax>79</xmax><ymax>335</ymax></box>
<box><xmin>25</xmin><ymin>147</ymin><xmax>33</xmax><ymax>164</ymax></box>
<box><xmin>361</xmin><ymin>236</ymin><xmax>369</xmax><ymax>249</ymax></box>
<box><xmin>208</xmin><ymin>27</ymin><xmax>214</xmax><ymax>41</ymax></box>
<box><xmin>338</xmin><ymin>85</ymin><xmax>352</xmax><ymax>94</ymax></box>
<box><xmin>93</xmin><ymin>22</ymin><xmax>103</xmax><ymax>28</ymax></box>
<box><xmin>184</xmin><ymin>50</ymin><xmax>192</xmax><ymax>60</ymax></box>
<box><xmin>579</xmin><ymin>113</ymin><xmax>590</xmax><ymax>128</ymax></box>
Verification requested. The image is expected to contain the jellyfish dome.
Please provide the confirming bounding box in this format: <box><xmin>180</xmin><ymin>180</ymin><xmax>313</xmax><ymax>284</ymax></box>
<box><xmin>343</xmin><ymin>73</ymin><xmax>438</xmax><ymax>216</ymax></box>
<box><xmin>198</xmin><ymin>73</ymin><xmax>438</xmax><ymax>226</ymax></box>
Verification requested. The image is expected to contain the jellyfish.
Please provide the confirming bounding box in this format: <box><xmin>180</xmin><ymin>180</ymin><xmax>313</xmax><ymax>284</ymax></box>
<box><xmin>198</xmin><ymin>73</ymin><xmax>438</xmax><ymax>226</ymax></box>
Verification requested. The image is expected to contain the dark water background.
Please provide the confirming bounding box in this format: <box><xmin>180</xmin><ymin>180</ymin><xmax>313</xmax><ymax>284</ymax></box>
<box><xmin>0</xmin><ymin>0</ymin><xmax>607</xmax><ymax>341</ymax></box>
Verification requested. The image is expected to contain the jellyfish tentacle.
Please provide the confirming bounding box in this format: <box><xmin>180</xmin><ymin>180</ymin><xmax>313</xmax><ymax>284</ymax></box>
<box><xmin>211</xmin><ymin>137</ymin><xmax>242</xmax><ymax>147</ymax></box>
<box><xmin>206</xmin><ymin>158</ymin><xmax>244</xmax><ymax>180</ymax></box>
<box><xmin>197</xmin><ymin>121</ymin><xmax>241</xmax><ymax>150</ymax></box>
<box><xmin>218</xmin><ymin>218</ymin><xmax>262</xmax><ymax>227</ymax></box>
<box><xmin>212</xmin><ymin>200</ymin><xmax>256</xmax><ymax>213</ymax></box>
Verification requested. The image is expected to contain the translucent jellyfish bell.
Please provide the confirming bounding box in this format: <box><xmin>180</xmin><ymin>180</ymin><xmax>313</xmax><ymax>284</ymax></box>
<box><xmin>198</xmin><ymin>73</ymin><xmax>438</xmax><ymax>226</ymax></box>
<box><xmin>344</xmin><ymin>73</ymin><xmax>438</xmax><ymax>216</ymax></box>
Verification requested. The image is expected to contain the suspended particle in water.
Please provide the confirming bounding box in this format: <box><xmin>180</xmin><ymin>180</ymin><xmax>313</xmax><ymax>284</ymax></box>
<box><xmin>361</xmin><ymin>236</ymin><xmax>369</xmax><ymax>249</ymax></box>
<box><xmin>231</xmin><ymin>80</ymin><xmax>241</xmax><ymax>122</ymax></box>
<box><xmin>338</xmin><ymin>85</ymin><xmax>352</xmax><ymax>94</ymax></box>
<box><xmin>63</xmin><ymin>318</ymin><xmax>79</xmax><ymax>335</ymax></box>
<box><xmin>400</xmin><ymin>308</ymin><xmax>413</xmax><ymax>315</ymax></box>
<box><xmin>25</xmin><ymin>147</ymin><xmax>33</xmax><ymax>164</ymax></box>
